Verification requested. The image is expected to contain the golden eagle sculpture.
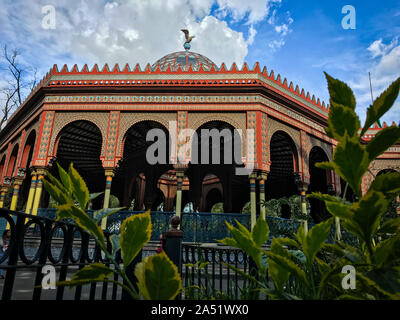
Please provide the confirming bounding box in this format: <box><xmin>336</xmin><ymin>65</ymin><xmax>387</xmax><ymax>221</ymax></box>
<box><xmin>181</xmin><ymin>29</ymin><xmax>195</xmax><ymax>50</ymax></box>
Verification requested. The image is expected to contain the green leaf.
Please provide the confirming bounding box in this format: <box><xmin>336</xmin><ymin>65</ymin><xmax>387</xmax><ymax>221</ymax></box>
<box><xmin>120</xmin><ymin>210</ymin><xmax>152</xmax><ymax>270</ymax></box>
<box><xmin>330</xmin><ymin>135</ymin><xmax>370</xmax><ymax>197</ymax></box>
<box><xmin>352</xmin><ymin>191</ymin><xmax>389</xmax><ymax>245</ymax></box>
<box><xmin>361</xmin><ymin>77</ymin><xmax>400</xmax><ymax>137</ymax></box>
<box><xmin>235</xmin><ymin>220</ymin><xmax>252</xmax><ymax>237</ymax></box>
<box><xmin>42</xmin><ymin>179</ymin><xmax>72</xmax><ymax>206</ymax></box>
<box><xmin>324</xmin><ymin>201</ymin><xmax>362</xmax><ymax>238</ymax></box>
<box><xmin>44</xmin><ymin>171</ymin><xmax>68</xmax><ymax>193</ymax></box>
<box><xmin>221</xmin><ymin>262</ymin><xmax>261</xmax><ymax>286</ymax></box>
<box><xmin>93</xmin><ymin>207</ymin><xmax>125</xmax><ymax>224</ymax></box>
<box><xmin>366</xmin><ymin>126</ymin><xmax>400</xmax><ymax>161</ymax></box>
<box><xmin>295</xmin><ymin>221</ymin><xmax>307</xmax><ymax>247</ymax></box>
<box><xmin>217</xmin><ymin>237</ymin><xmax>239</xmax><ymax>248</ymax></box>
<box><xmin>68</xmin><ymin>163</ymin><xmax>90</xmax><ymax>209</ymax></box>
<box><xmin>307</xmin><ymin>192</ymin><xmax>342</xmax><ymax>203</ymax></box>
<box><xmin>225</xmin><ymin>221</ymin><xmax>264</xmax><ymax>272</ymax></box>
<box><xmin>57</xmin><ymin>263</ymin><xmax>113</xmax><ymax>288</ymax></box>
<box><xmin>325</xmin><ymin>72</ymin><xmax>356</xmax><ymax>110</ymax></box>
<box><xmin>251</xmin><ymin>217</ymin><xmax>270</xmax><ymax>247</ymax></box>
<box><xmin>324</xmin><ymin>243</ymin><xmax>364</xmax><ymax>264</ymax></box>
<box><xmin>326</xmin><ymin>102</ymin><xmax>360</xmax><ymax>140</ymax></box>
<box><xmin>315</xmin><ymin>257</ymin><xmax>330</xmax><ymax>276</ymax></box>
<box><xmin>265</xmin><ymin>251</ymin><xmax>309</xmax><ymax>288</ymax></box>
<box><xmin>268</xmin><ymin>239</ymin><xmax>292</xmax><ymax>292</ymax></box>
<box><xmin>56</xmin><ymin>204</ymin><xmax>106</xmax><ymax>252</ymax></box>
<box><xmin>365</xmin><ymin>267</ymin><xmax>400</xmax><ymax>297</ymax></box>
<box><xmin>273</xmin><ymin>237</ymin><xmax>300</xmax><ymax>249</ymax></box>
<box><xmin>357</xmin><ymin>273</ymin><xmax>400</xmax><ymax>299</ymax></box>
<box><xmin>377</xmin><ymin>217</ymin><xmax>400</xmax><ymax>235</ymax></box>
<box><xmin>369</xmin><ymin>172</ymin><xmax>400</xmax><ymax>200</ymax></box>
<box><xmin>110</xmin><ymin>234</ymin><xmax>121</xmax><ymax>256</ymax></box>
<box><xmin>135</xmin><ymin>251</ymin><xmax>182</xmax><ymax>300</ymax></box>
<box><xmin>373</xmin><ymin>234</ymin><xmax>400</xmax><ymax>268</ymax></box>
<box><xmin>89</xmin><ymin>192</ymin><xmax>104</xmax><ymax>203</ymax></box>
<box><xmin>303</xmin><ymin>218</ymin><xmax>333</xmax><ymax>265</ymax></box>
<box><xmin>57</xmin><ymin>163</ymin><xmax>72</xmax><ymax>195</ymax></box>
<box><xmin>315</xmin><ymin>161</ymin><xmax>335</xmax><ymax>171</ymax></box>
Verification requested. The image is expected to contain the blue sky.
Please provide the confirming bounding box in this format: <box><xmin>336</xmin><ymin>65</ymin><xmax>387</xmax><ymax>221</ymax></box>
<box><xmin>0</xmin><ymin>0</ymin><xmax>399</xmax><ymax>125</ymax></box>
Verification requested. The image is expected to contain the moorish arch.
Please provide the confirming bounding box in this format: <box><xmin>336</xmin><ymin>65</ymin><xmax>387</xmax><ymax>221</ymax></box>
<box><xmin>52</xmin><ymin>120</ymin><xmax>104</xmax><ymax>201</ymax></box>
<box><xmin>116</xmin><ymin>112</ymin><xmax>176</xmax><ymax>158</ymax></box>
<box><xmin>17</xmin><ymin>130</ymin><xmax>37</xmax><ymax>211</ymax></box>
<box><xmin>20</xmin><ymin>130</ymin><xmax>37</xmax><ymax>169</ymax></box>
<box><xmin>204</xmin><ymin>187</ymin><xmax>223</xmax><ymax>212</ymax></box>
<box><xmin>113</xmin><ymin>120</ymin><xmax>173</xmax><ymax>210</ymax></box>
<box><xmin>376</xmin><ymin>168</ymin><xmax>398</xmax><ymax>176</ymax></box>
<box><xmin>308</xmin><ymin>146</ymin><xmax>331</xmax><ymax>222</ymax></box>
<box><xmin>6</xmin><ymin>144</ymin><xmax>19</xmax><ymax>178</ymax></box>
<box><xmin>187</xmin><ymin>113</ymin><xmax>247</xmax><ymax>159</ymax></box>
<box><xmin>49</xmin><ymin>112</ymin><xmax>109</xmax><ymax>157</ymax></box>
<box><xmin>0</xmin><ymin>155</ymin><xmax>6</xmax><ymax>181</ymax></box>
<box><xmin>187</xmin><ymin>120</ymin><xmax>245</xmax><ymax>213</ymax></box>
<box><xmin>267</xmin><ymin>119</ymin><xmax>301</xmax><ymax>164</ymax></box>
<box><xmin>266</xmin><ymin>130</ymin><xmax>299</xmax><ymax>200</ymax></box>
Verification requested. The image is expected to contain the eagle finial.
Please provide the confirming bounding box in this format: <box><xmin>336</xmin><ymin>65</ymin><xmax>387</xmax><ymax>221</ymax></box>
<box><xmin>181</xmin><ymin>29</ymin><xmax>195</xmax><ymax>51</ymax></box>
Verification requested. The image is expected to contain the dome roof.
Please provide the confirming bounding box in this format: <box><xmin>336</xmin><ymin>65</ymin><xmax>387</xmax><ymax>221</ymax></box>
<box><xmin>152</xmin><ymin>51</ymin><xmax>217</xmax><ymax>72</ymax></box>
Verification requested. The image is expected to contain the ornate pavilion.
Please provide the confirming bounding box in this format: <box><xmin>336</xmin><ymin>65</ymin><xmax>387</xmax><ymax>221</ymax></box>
<box><xmin>0</xmin><ymin>37</ymin><xmax>399</xmax><ymax>232</ymax></box>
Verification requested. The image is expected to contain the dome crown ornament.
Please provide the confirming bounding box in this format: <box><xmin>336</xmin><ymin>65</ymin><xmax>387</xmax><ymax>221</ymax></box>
<box><xmin>181</xmin><ymin>29</ymin><xmax>195</xmax><ymax>51</ymax></box>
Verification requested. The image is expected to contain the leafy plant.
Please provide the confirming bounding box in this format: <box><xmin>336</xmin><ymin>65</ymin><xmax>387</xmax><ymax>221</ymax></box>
<box><xmin>218</xmin><ymin>74</ymin><xmax>400</xmax><ymax>300</ymax></box>
<box><xmin>43</xmin><ymin>162</ymin><xmax>182</xmax><ymax>300</ymax></box>
<box><xmin>307</xmin><ymin>73</ymin><xmax>400</xmax><ymax>299</ymax></box>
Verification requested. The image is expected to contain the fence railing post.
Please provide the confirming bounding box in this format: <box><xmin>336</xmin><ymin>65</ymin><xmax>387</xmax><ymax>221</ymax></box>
<box><xmin>163</xmin><ymin>216</ymin><xmax>183</xmax><ymax>275</ymax></box>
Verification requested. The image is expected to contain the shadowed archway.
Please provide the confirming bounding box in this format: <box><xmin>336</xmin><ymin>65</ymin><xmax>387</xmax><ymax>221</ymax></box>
<box><xmin>266</xmin><ymin>130</ymin><xmax>299</xmax><ymax>200</ymax></box>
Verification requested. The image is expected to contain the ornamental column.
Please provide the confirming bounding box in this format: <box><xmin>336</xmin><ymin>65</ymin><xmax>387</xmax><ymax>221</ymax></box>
<box><xmin>0</xmin><ymin>186</ymin><xmax>8</xmax><ymax>208</ymax></box>
<box><xmin>298</xmin><ymin>181</ymin><xmax>309</xmax><ymax>235</ymax></box>
<box><xmin>249</xmin><ymin>172</ymin><xmax>257</xmax><ymax>230</ymax></box>
<box><xmin>175</xmin><ymin>169</ymin><xmax>184</xmax><ymax>218</ymax></box>
<box><xmin>101</xmin><ymin>169</ymin><xmax>114</xmax><ymax>230</ymax></box>
<box><xmin>31</xmin><ymin>168</ymin><xmax>47</xmax><ymax>216</ymax></box>
<box><xmin>25</xmin><ymin>169</ymin><xmax>37</xmax><ymax>214</ymax></box>
<box><xmin>258</xmin><ymin>171</ymin><xmax>268</xmax><ymax>220</ymax></box>
<box><xmin>9</xmin><ymin>168</ymin><xmax>27</xmax><ymax>211</ymax></box>
<box><xmin>10</xmin><ymin>178</ymin><xmax>23</xmax><ymax>211</ymax></box>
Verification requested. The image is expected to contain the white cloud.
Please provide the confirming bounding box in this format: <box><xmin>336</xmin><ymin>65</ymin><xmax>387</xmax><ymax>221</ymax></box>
<box><xmin>274</xmin><ymin>16</ymin><xmax>293</xmax><ymax>36</ymax></box>
<box><xmin>350</xmin><ymin>38</ymin><xmax>400</xmax><ymax>125</ymax></box>
<box><xmin>268</xmin><ymin>39</ymin><xmax>285</xmax><ymax>51</ymax></box>
<box><xmin>215</xmin><ymin>0</ymin><xmax>281</xmax><ymax>24</ymax></box>
<box><xmin>0</xmin><ymin>0</ymin><xmax>280</xmax><ymax>71</ymax></box>
<box><xmin>246</xmin><ymin>25</ymin><xmax>257</xmax><ymax>46</ymax></box>
<box><xmin>367</xmin><ymin>38</ymin><xmax>398</xmax><ymax>58</ymax></box>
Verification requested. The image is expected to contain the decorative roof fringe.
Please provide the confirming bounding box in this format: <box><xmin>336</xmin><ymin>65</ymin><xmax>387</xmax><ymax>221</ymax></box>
<box><xmin>46</xmin><ymin>61</ymin><xmax>330</xmax><ymax>113</ymax></box>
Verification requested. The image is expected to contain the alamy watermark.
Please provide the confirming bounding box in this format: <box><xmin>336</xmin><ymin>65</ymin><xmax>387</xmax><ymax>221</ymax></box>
<box><xmin>341</xmin><ymin>265</ymin><xmax>356</xmax><ymax>290</ymax></box>
<box><xmin>41</xmin><ymin>264</ymin><xmax>56</xmax><ymax>290</ymax></box>
<box><xmin>341</xmin><ymin>5</ymin><xmax>356</xmax><ymax>30</ymax></box>
<box><xmin>41</xmin><ymin>5</ymin><xmax>56</xmax><ymax>30</ymax></box>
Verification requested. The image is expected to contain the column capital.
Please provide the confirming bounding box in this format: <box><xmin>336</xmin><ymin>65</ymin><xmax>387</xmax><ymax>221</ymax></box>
<box><xmin>3</xmin><ymin>176</ymin><xmax>12</xmax><ymax>187</ymax></box>
<box><xmin>15</xmin><ymin>167</ymin><xmax>27</xmax><ymax>179</ymax></box>
<box><xmin>104</xmin><ymin>168</ymin><xmax>115</xmax><ymax>177</ymax></box>
<box><xmin>298</xmin><ymin>183</ymin><xmax>309</xmax><ymax>192</ymax></box>
<box><xmin>35</xmin><ymin>167</ymin><xmax>48</xmax><ymax>176</ymax></box>
<box><xmin>173</xmin><ymin>164</ymin><xmax>187</xmax><ymax>172</ymax></box>
<box><xmin>12</xmin><ymin>177</ymin><xmax>24</xmax><ymax>185</ymax></box>
<box><xmin>257</xmin><ymin>170</ymin><xmax>269</xmax><ymax>181</ymax></box>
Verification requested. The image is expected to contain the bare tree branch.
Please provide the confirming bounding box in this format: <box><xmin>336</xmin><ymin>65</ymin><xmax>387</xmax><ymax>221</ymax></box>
<box><xmin>3</xmin><ymin>45</ymin><xmax>23</xmax><ymax>105</ymax></box>
<box><xmin>0</xmin><ymin>44</ymin><xmax>36</xmax><ymax>131</ymax></box>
